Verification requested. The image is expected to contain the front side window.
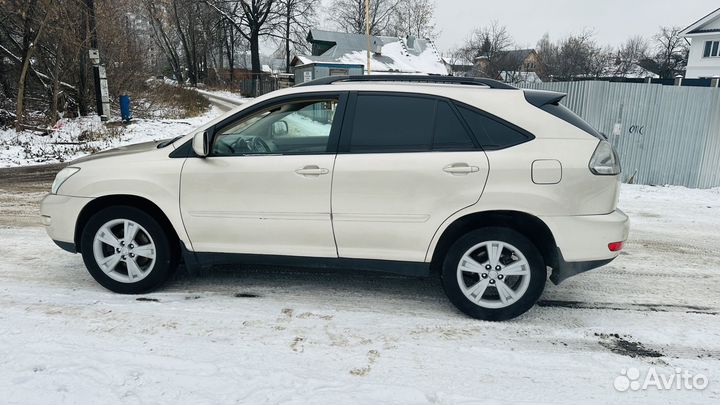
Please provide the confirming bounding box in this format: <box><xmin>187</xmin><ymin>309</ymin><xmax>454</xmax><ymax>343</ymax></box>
<box><xmin>348</xmin><ymin>94</ymin><xmax>475</xmax><ymax>153</ymax></box>
<box><xmin>212</xmin><ymin>99</ymin><xmax>337</xmax><ymax>156</ymax></box>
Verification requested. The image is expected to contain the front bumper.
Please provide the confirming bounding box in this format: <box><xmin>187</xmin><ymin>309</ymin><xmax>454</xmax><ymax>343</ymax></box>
<box><xmin>40</xmin><ymin>193</ymin><xmax>93</xmax><ymax>251</ymax></box>
<box><xmin>541</xmin><ymin>209</ymin><xmax>630</xmax><ymax>284</ymax></box>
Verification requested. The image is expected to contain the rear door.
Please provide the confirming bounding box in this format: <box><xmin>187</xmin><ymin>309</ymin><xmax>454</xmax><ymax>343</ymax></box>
<box><xmin>331</xmin><ymin>92</ymin><xmax>490</xmax><ymax>262</ymax></box>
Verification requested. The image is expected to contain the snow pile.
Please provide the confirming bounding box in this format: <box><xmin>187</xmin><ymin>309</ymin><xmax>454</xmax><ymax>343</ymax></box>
<box><xmin>340</xmin><ymin>40</ymin><xmax>448</xmax><ymax>75</ymax></box>
<box><xmin>0</xmin><ymin>108</ymin><xmax>224</xmax><ymax>167</ymax></box>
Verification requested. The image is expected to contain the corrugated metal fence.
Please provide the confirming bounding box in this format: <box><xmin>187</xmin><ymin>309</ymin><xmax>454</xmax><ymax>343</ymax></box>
<box><xmin>518</xmin><ymin>81</ymin><xmax>720</xmax><ymax>188</ymax></box>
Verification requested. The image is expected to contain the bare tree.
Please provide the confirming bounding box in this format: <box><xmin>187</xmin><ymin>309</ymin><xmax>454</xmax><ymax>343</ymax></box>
<box><xmin>204</xmin><ymin>0</ymin><xmax>278</xmax><ymax>78</ymax></box>
<box><xmin>12</xmin><ymin>0</ymin><xmax>52</xmax><ymax>131</ymax></box>
<box><xmin>536</xmin><ymin>33</ymin><xmax>557</xmax><ymax>79</ymax></box>
<box><xmin>329</xmin><ymin>0</ymin><xmax>397</xmax><ymax>35</ymax></box>
<box><xmin>640</xmin><ymin>26</ymin><xmax>688</xmax><ymax>79</ymax></box>
<box><xmin>536</xmin><ymin>30</ymin><xmax>607</xmax><ymax>80</ymax></box>
<box><xmin>460</xmin><ymin>21</ymin><xmax>514</xmax><ymax>79</ymax></box>
<box><xmin>611</xmin><ymin>35</ymin><xmax>648</xmax><ymax>77</ymax></box>
<box><xmin>388</xmin><ymin>0</ymin><xmax>437</xmax><ymax>39</ymax></box>
<box><xmin>172</xmin><ymin>0</ymin><xmax>200</xmax><ymax>85</ymax></box>
<box><xmin>144</xmin><ymin>0</ymin><xmax>185</xmax><ymax>83</ymax></box>
<box><xmin>276</xmin><ymin>0</ymin><xmax>318</xmax><ymax>72</ymax></box>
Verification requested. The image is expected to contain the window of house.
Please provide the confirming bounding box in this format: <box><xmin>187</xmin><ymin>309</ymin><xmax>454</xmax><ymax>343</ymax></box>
<box><xmin>704</xmin><ymin>41</ymin><xmax>720</xmax><ymax>58</ymax></box>
<box><xmin>329</xmin><ymin>68</ymin><xmax>349</xmax><ymax>76</ymax></box>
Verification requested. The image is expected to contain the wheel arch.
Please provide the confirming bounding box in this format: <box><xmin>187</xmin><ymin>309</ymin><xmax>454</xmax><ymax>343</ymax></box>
<box><xmin>429</xmin><ymin>210</ymin><xmax>559</xmax><ymax>273</ymax></box>
<box><xmin>74</xmin><ymin>195</ymin><xmax>182</xmax><ymax>253</ymax></box>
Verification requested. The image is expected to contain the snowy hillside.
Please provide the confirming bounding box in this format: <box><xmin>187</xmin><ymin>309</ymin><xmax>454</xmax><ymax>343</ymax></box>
<box><xmin>0</xmin><ymin>107</ymin><xmax>224</xmax><ymax>168</ymax></box>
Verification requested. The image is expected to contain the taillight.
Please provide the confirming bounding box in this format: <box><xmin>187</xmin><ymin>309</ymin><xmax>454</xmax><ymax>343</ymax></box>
<box><xmin>589</xmin><ymin>140</ymin><xmax>621</xmax><ymax>175</ymax></box>
<box><xmin>608</xmin><ymin>241</ymin><xmax>624</xmax><ymax>251</ymax></box>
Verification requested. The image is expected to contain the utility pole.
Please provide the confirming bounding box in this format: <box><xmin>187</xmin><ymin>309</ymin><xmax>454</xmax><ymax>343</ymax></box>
<box><xmin>365</xmin><ymin>0</ymin><xmax>371</xmax><ymax>74</ymax></box>
<box><xmin>85</xmin><ymin>0</ymin><xmax>110</xmax><ymax>120</ymax></box>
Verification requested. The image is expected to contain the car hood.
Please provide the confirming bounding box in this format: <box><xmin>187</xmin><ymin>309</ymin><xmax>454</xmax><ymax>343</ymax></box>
<box><xmin>71</xmin><ymin>140</ymin><xmax>166</xmax><ymax>164</ymax></box>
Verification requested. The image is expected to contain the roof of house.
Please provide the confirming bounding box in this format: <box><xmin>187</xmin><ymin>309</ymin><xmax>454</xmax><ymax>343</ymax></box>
<box><xmin>680</xmin><ymin>8</ymin><xmax>720</xmax><ymax>36</ymax></box>
<box><xmin>291</xmin><ymin>29</ymin><xmax>448</xmax><ymax>75</ymax></box>
<box><xmin>475</xmin><ymin>49</ymin><xmax>536</xmax><ymax>66</ymax></box>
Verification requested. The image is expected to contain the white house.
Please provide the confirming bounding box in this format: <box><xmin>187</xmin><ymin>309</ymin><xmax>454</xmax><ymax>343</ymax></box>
<box><xmin>680</xmin><ymin>8</ymin><xmax>720</xmax><ymax>79</ymax></box>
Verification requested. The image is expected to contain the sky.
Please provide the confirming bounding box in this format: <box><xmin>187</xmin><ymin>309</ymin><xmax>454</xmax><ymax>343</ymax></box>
<box><xmin>318</xmin><ymin>0</ymin><xmax>719</xmax><ymax>53</ymax></box>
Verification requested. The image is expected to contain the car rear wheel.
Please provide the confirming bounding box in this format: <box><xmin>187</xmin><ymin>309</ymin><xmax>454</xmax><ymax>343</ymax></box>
<box><xmin>80</xmin><ymin>206</ymin><xmax>175</xmax><ymax>294</ymax></box>
<box><xmin>441</xmin><ymin>227</ymin><xmax>546</xmax><ymax>321</ymax></box>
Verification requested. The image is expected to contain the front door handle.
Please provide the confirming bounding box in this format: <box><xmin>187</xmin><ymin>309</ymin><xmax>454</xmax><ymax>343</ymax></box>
<box><xmin>295</xmin><ymin>165</ymin><xmax>329</xmax><ymax>176</ymax></box>
<box><xmin>443</xmin><ymin>163</ymin><xmax>480</xmax><ymax>175</ymax></box>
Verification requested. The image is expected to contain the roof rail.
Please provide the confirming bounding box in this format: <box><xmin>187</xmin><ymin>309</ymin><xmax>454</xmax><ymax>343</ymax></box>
<box><xmin>295</xmin><ymin>75</ymin><xmax>518</xmax><ymax>89</ymax></box>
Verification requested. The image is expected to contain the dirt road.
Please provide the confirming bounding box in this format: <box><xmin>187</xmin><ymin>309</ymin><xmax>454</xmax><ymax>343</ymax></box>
<box><xmin>0</xmin><ymin>163</ymin><xmax>64</xmax><ymax>227</ymax></box>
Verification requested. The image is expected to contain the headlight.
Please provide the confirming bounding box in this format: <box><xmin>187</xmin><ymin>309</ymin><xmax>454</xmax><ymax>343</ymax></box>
<box><xmin>51</xmin><ymin>167</ymin><xmax>80</xmax><ymax>194</ymax></box>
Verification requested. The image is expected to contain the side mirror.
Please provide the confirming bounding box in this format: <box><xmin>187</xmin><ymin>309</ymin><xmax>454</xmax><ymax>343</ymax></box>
<box><xmin>271</xmin><ymin>120</ymin><xmax>288</xmax><ymax>137</ymax></box>
<box><xmin>192</xmin><ymin>131</ymin><xmax>209</xmax><ymax>157</ymax></box>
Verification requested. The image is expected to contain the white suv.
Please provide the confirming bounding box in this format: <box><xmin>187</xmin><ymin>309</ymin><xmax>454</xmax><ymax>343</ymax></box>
<box><xmin>40</xmin><ymin>76</ymin><xmax>629</xmax><ymax>320</ymax></box>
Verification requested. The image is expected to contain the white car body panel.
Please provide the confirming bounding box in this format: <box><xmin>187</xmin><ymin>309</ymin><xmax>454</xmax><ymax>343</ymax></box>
<box><xmin>332</xmin><ymin>151</ymin><xmax>489</xmax><ymax>262</ymax></box>
<box><xmin>180</xmin><ymin>154</ymin><xmax>337</xmax><ymax>257</ymax></box>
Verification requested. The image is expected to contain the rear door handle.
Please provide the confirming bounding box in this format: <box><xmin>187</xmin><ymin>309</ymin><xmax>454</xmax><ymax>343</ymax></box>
<box><xmin>295</xmin><ymin>165</ymin><xmax>329</xmax><ymax>176</ymax></box>
<box><xmin>443</xmin><ymin>163</ymin><xmax>480</xmax><ymax>175</ymax></box>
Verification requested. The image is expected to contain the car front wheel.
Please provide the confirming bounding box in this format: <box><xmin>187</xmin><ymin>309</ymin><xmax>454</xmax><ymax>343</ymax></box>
<box><xmin>80</xmin><ymin>206</ymin><xmax>175</xmax><ymax>294</ymax></box>
<box><xmin>441</xmin><ymin>227</ymin><xmax>546</xmax><ymax>321</ymax></box>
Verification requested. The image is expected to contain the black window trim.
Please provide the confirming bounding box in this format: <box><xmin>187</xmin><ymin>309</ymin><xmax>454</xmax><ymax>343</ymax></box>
<box><xmin>170</xmin><ymin>91</ymin><xmax>349</xmax><ymax>158</ymax></box>
<box><xmin>452</xmin><ymin>100</ymin><xmax>536</xmax><ymax>151</ymax></box>
<box><xmin>337</xmin><ymin>91</ymin><xmax>481</xmax><ymax>154</ymax></box>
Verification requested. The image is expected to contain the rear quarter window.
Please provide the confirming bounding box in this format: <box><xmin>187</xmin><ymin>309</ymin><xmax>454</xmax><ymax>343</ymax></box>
<box><xmin>456</xmin><ymin>105</ymin><xmax>533</xmax><ymax>150</ymax></box>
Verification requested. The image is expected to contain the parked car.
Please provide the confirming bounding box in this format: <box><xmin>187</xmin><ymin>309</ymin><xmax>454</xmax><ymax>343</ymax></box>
<box><xmin>40</xmin><ymin>76</ymin><xmax>628</xmax><ymax>320</ymax></box>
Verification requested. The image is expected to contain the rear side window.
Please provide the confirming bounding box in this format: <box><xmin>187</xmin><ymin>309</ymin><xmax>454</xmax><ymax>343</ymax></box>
<box><xmin>540</xmin><ymin>103</ymin><xmax>605</xmax><ymax>140</ymax></box>
<box><xmin>349</xmin><ymin>94</ymin><xmax>475</xmax><ymax>153</ymax></box>
<box><xmin>350</xmin><ymin>94</ymin><xmax>435</xmax><ymax>152</ymax></box>
<box><xmin>457</xmin><ymin>106</ymin><xmax>531</xmax><ymax>150</ymax></box>
<box><xmin>433</xmin><ymin>101</ymin><xmax>475</xmax><ymax>150</ymax></box>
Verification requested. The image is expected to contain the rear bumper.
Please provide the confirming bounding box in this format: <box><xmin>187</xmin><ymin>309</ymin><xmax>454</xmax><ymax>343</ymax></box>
<box><xmin>541</xmin><ymin>209</ymin><xmax>629</xmax><ymax>284</ymax></box>
<box><xmin>40</xmin><ymin>193</ymin><xmax>92</xmax><ymax>250</ymax></box>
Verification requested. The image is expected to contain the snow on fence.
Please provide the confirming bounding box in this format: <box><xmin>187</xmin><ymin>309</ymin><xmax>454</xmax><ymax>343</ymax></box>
<box><xmin>518</xmin><ymin>81</ymin><xmax>720</xmax><ymax>188</ymax></box>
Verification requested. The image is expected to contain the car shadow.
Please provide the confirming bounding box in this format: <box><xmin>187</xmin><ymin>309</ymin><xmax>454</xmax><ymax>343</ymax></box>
<box><xmin>162</xmin><ymin>263</ymin><xmax>455</xmax><ymax>314</ymax></box>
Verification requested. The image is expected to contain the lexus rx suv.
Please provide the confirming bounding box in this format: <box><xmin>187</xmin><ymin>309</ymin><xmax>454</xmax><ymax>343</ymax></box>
<box><xmin>40</xmin><ymin>76</ymin><xmax>629</xmax><ymax>321</ymax></box>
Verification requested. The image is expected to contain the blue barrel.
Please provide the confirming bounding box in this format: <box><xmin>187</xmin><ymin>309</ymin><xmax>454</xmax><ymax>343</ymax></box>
<box><xmin>119</xmin><ymin>95</ymin><xmax>131</xmax><ymax>121</ymax></box>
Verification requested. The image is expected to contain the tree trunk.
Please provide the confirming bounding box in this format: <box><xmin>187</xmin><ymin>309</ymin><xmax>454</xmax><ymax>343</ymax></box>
<box><xmin>49</xmin><ymin>43</ymin><xmax>62</xmax><ymax>123</ymax></box>
<box><xmin>285</xmin><ymin>13</ymin><xmax>291</xmax><ymax>73</ymax></box>
<box><xmin>250</xmin><ymin>30</ymin><xmax>261</xmax><ymax>95</ymax></box>
<box><xmin>173</xmin><ymin>0</ymin><xmax>196</xmax><ymax>85</ymax></box>
<box><xmin>16</xmin><ymin>7</ymin><xmax>50</xmax><ymax>132</ymax></box>
<box><xmin>226</xmin><ymin>24</ymin><xmax>235</xmax><ymax>84</ymax></box>
<box><xmin>78</xmin><ymin>5</ymin><xmax>89</xmax><ymax>116</ymax></box>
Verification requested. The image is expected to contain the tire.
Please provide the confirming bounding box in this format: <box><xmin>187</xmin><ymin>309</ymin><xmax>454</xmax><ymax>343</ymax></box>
<box><xmin>80</xmin><ymin>205</ymin><xmax>176</xmax><ymax>294</ymax></box>
<box><xmin>441</xmin><ymin>227</ymin><xmax>546</xmax><ymax>321</ymax></box>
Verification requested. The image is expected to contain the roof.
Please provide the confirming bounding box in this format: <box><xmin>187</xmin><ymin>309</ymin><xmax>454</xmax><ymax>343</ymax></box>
<box><xmin>680</xmin><ymin>8</ymin><xmax>720</xmax><ymax>36</ymax></box>
<box><xmin>292</xmin><ymin>29</ymin><xmax>448</xmax><ymax>75</ymax></box>
<box><xmin>476</xmin><ymin>49</ymin><xmax>536</xmax><ymax>65</ymax></box>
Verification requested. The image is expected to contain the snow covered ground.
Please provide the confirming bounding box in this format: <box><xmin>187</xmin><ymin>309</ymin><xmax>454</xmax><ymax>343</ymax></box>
<box><xmin>0</xmin><ymin>108</ymin><xmax>225</xmax><ymax>168</ymax></box>
<box><xmin>0</xmin><ymin>83</ymin><xmax>255</xmax><ymax>168</ymax></box>
<box><xmin>0</xmin><ymin>179</ymin><xmax>718</xmax><ymax>404</ymax></box>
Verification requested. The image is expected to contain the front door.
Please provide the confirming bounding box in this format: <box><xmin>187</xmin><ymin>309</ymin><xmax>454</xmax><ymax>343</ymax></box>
<box><xmin>180</xmin><ymin>94</ymin><xmax>346</xmax><ymax>257</ymax></box>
